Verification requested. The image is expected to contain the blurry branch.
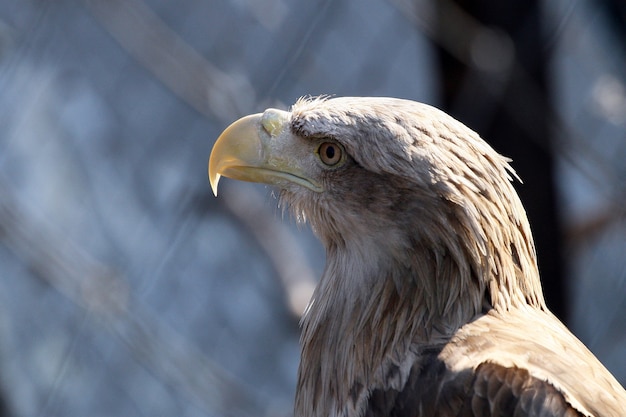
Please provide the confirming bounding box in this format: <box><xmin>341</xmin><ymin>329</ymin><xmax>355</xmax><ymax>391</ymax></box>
<box><xmin>0</xmin><ymin>183</ymin><xmax>128</xmax><ymax>315</ymax></box>
<box><xmin>84</xmin><ymin>0</ymin><xmax>256</xmax><ymax>122</ymax></box>
<box><xmin>388</xmin><ymin>0</ymin><xmax>489</xmax><ymax>65</ymax></box>
<box><xmin>220</xmin><ymin>183</ymin><xmax>318</xmax><ymax>317</ymax></box>
<box><xmin>108</xmin><ymin>308</ymin><xmax>269</xmax><ymax>417</ymax></box>
<box><xmin>0</xmin><ymin>177</ymin><xmax>275</xmax><ymax>417</ymax></box>
<box><xmin>86</xmin><ymin>0</ymin><xmax>317</xmax><ymax>319</ymax></box>
<box><xmin>566</xmin><ymin>207</ymin><xmax>626</xmax><ymax>246</ymax></box>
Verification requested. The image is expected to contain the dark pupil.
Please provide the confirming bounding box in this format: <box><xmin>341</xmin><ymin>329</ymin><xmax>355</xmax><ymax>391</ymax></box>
<box><xmin>325</xmin><ymin>145</ymin><xmax>335</xmax><ymax>159</ymax></box>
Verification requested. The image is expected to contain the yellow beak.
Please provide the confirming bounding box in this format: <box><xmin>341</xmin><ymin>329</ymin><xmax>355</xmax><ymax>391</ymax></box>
<box><xmin>208</xmin><ymin>109</ymin><xmax>322</xmax><ymax>196</ymax></box>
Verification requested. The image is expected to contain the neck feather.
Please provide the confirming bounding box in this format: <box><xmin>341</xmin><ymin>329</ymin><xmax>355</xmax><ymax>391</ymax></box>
<box><xmin>296</xmin><ymin>240</ymin><xmax>483</xmax><ymax>417</ymax></box>
<box><xmin>295</xmin><ymin>200</ymin><xmax>545</xmax><ymax>417</ymax></box>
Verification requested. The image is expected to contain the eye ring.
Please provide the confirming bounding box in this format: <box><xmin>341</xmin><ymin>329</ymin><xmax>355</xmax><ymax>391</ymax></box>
<box><xmin>318</xmin><ymin>142</ymin><xmax>343</xmax><ymax>166</ymax></box>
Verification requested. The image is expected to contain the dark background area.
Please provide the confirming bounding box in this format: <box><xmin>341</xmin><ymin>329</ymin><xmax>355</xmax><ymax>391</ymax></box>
<box><xmin>0</xmin><ymin>1</ymin><xmax>624</xmax><ymax>416</ymax></box>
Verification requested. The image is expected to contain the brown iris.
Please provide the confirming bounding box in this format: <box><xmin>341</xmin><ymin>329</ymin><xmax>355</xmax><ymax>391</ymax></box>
<box><xmin>318</xmin><ymin>142</ymin><xmax>343</xmax><ymax>166</ymax></box>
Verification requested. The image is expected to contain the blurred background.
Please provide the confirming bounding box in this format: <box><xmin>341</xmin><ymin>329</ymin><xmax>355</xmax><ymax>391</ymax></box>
<box><xmin>0</xmin><ymin>0</ymin><xmax>624</xmax><ymax>416</ymax></box>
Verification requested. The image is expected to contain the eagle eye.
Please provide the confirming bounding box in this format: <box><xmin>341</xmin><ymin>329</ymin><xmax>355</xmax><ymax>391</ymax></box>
<box><xmin>318</xmin><ymin>142</ymin><xmax>343</xmax><ymax>166</ymax></box>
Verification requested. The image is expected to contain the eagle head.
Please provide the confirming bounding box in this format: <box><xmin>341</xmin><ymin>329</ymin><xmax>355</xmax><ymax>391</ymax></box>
<box><xmin>209</xmin><ymin>96</ymin><xmax>543</xmax><ymax>316</ymax></box>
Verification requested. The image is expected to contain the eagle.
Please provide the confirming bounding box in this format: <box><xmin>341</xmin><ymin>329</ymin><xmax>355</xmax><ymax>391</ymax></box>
<box><xmin>208</xmin><ymin>96</ymin><xmax>626</xmax><ymax>417</ymax></box>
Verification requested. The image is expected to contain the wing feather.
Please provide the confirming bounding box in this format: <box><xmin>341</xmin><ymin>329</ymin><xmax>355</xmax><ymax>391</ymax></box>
<box><xmin>362</xmin><ymin>308</ymin><xmax>626</xmax><ymax>416</ymax></box>
<box><xmin>364</xmin><ymin>359</ymin><xmax>583</xmax><ymax>416</ymax></box>
<box><xmin>440</xmin><ymin>308</ymin><xmax>626</xmax><ymax>416</ymax></box>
